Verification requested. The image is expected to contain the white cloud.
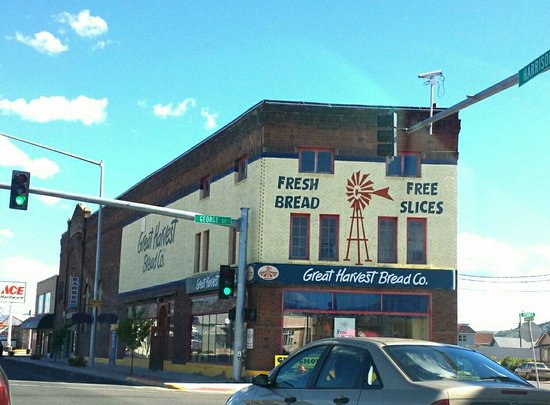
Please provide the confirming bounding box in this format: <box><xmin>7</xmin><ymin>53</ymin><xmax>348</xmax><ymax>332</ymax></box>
<box><xmin>0</xmin><ymin>95</ymin><xmax>107</xmax><ymax>125</ymax></box>
<box><xmin>0</xmin><ymin>229</ymin><xmax>14</xmax><ymax>239</ymax></box>
<box><xmin>201</xmin><ymin>108</ymin><xmax>219</xmax><ymax>129</ymax></box>
<box><xmin>15</xmin><ymin>31</ymin><xmax>68</xmax><ymax>55</ymax></box>
<box><xmin>0</xmin><ymin>257</ymin><xmax>58</xmax><ymax>315</ymax></box>
<box><xmin>56</xmin><ymin>10</ymin><xmax>108</xmax><ymax>38</ymax></box>
<box><xmin>457</xmin><ymin>232</ymin><xmax>550</xmax><ymax>331</ymax></box>
<box><xmin>153</xmin><ymin>98</ymin><xmax>196</xmax><ymax>119</ymax></box>
<box><xmin>0</xmin><ymin>137</ymin><xmax>59</xmax><ymax>180</ymax></box>
<box><xmin>92</xmin><ymin>40</ymin><xmax>112</xmax><ymax>51</ymax></box>
<box><xmin>37</xmin><ymin>195</ymin><xmax>61</xmax><ymax>205</ymax></box>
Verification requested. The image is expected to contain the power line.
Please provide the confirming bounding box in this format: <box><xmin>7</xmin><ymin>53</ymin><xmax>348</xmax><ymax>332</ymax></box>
<box><xmin>460</xmin><ymin>287</ymin><xmax>550</xmax><ymax>293</ymax></box>
<box><xmin>459</xmin><ymin>277</ymin><xmax>550</xmax><ymax>284</ymax></box>
<box><xmin>460</xmin><ymin>273</ymin><xmax>550</xmax><ymax>279</ymax></box>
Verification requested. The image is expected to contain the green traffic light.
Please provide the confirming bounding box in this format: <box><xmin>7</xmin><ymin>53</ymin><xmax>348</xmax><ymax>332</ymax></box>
<box><xmin>223</xmin><ymin>287</ymin><xmax>233</xmax><ymax>296</ymax></box>
<box><xmin>14</xmin><ymin>195</ymin><xmax>27</xmax><ymax>206</ymax></box>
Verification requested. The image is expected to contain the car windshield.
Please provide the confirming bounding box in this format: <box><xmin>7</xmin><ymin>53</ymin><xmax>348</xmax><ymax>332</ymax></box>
<box><xmin>384</xmin><ymin>345</ymin><xmax>529</xmax><ymax>385</ymax></box>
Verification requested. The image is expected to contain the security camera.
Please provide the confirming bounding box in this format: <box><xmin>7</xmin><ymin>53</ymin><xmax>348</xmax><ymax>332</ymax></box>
<box><xmin>418</xmin><ymin>70</ymin><xmax>442</xmax><ymax>79</ymax></box>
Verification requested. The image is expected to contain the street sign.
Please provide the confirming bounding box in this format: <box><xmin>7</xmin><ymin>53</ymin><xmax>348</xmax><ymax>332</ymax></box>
<box><xmin>194</xmin><ymin>214</ymin><xmax>232</xmax><ymax>226</ymax></box>
<box><xmin>519</xmin><ymin>49</ymin><xmax>550</xmax><ymax>87</ymax></box>
<box><xmin>521</xmin><ymin>311</ymin><xmax>535</xmax><ymax>318</ymax></box>
<box><xmin>90</xmin><ymin>299</ymin><xmax>102</xmax><ymax>307</ymax></box>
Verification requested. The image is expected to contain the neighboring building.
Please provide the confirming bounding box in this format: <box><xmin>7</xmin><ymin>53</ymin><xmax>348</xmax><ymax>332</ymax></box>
<box><xmin>474</xmin><ymin>331</ymin><xmax>495</xmax><ymax>347</ymax></box>
<box><xmin>0</xmin><ymin>315</ymin><xmax>24</xmax><ymax>349</ymax></box>
<box><xmin>55</xmin><ymin>100</ymin><xmax>460</xmax><ymax>376</ymax></box>
<box><xmin>475</xmin><ymin>336</ymin><xmax>534</xmax><ymax>363</ymax></box>
<box><xmin>536</xmin><ymin>332</ymin><xmax>550</xmax><ymax>364</ymax></box>
<box><xmin>20</xmin><ymin>275</ymin><xmax>57</xmax><ymax>356</ymax></box>
<box><xmin>457</xmin><ymin>324</ymin><xmax>476</xmax><ymax>347</ymax></box>
<box><xmin>492</xmin><ymin>336</ymin><xmax>533</xmax><ymax>349</ymax></box>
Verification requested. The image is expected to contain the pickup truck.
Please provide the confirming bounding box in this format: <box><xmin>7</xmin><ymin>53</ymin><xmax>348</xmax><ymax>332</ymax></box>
<box><xmin>515</xmin><ymin>362</ymin><xmax>550</xmax><ymax>380</ymax></box>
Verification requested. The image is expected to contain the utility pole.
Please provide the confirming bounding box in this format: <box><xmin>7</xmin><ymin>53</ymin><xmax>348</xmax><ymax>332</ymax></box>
<box><xmin>0</xmin><ymin>132</ymin><xmax>104</xmax><ymax>367</ymax></box>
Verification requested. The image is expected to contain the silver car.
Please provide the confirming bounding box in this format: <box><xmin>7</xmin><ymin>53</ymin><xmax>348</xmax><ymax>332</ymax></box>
<box><xmin>227</xmin><ymin>337</ymin><xmax>550</xmax><ymax>404</ymax></box>
<box><xmin>515</xmin><ymin>362</ymin><xmax>550</xmax><ymax>380</ymax></box>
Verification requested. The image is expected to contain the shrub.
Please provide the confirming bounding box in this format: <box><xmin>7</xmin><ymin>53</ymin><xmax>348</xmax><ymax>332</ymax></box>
<box><xmin>68</xmin><ymin>355</ymin><xmax>88</xmax><ymax>367</ymax></box>
<box><xmin>500</xmin><ymin>356</ymin><xmax>531</xmax><ymax>371</ymax></box>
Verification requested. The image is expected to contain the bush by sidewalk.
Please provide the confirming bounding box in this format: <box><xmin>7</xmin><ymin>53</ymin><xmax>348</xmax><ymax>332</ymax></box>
<box><xmin>68</xmin><ymin>355</ymin><xmax>88</xmax><ymax>367</ymax></box>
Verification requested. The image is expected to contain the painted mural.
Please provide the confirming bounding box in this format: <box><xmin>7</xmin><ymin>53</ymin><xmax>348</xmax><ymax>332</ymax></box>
<box><xmin>344</xmin><ymin>171</ymin><xmax>392</xmax><ymax>265</ymax></box>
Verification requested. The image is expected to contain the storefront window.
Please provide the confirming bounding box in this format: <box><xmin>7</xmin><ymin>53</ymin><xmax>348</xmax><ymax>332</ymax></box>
<box><xmin>284</xmin><ymin>291</ymin><xmax>333</xmax><ymax>310</ymax></box>
<box><xmin>382</xmin><ymin>294</ymin><xmax>429</xmax><ymax>313</ymax></box>
<box><xmin>191</xmin><ymin>312</ymin><xmax>233</xmax><ymax>364</ymax></box>
<box><xmin>282</xmin><ymin>290</ymin><xmax>430</xmax><ymax>353</ymax></box>
<box><xmin>334</xmin><ymin>292</ymin><xmax>381</xmax><ymax>311</ymax></box>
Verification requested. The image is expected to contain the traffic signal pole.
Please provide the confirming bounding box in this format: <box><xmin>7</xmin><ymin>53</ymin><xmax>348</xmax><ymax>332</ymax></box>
<box><xmin>407</xmin><ymin>73</ymin><xmax>519</xmax><ymax>134</ymax></box>
<box><xmin>233</xmin><ymin>207</ymin><xmax>249</xmax><ymax>381</ymax></box>
<box><xmin>0</xmin><ymin>182</ymin><xmax>203</xmax><ymax>220</ymax></box>
<box><xmin>408</xmin><ymin>48</ymin><xmax>549</xmax><ymax>134</ymax></box>
<box><xmin>0</xmin><ymin>181</ymin><xmax>250</xmax><ymax>380</ymax></box>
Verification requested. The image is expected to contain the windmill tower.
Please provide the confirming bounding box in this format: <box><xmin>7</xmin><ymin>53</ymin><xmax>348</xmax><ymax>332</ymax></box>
<box><xmin>344</xmin><ymin>171</ymin><xmax>393</xmax><ymax>265</ymax></box>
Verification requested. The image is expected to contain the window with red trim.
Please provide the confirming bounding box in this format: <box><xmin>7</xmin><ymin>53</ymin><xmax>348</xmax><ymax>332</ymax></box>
<box><xmin>202</xmin><ymin>230</ymin><xmax>210</xmax><ymax>271</ymax></box>
<box><xmin>299</xmin><ymin>148</ymin><xmax>334</xmax><ymax>174</ymax></box>
<box><xmin>319</xmin><ymin>215</ymin><xmax>339</xmax><ymax>261</ymax></box>
<box><xmin>378</xmin><ymin>217</ymin><xmax>397</xmax><ymax>263</ymax></box>
<box><xmin>194</xmin><ymin>233</ymin><xmax>201</xmax><ymax>273</ymax></box>
<box><xmin>230</xmin><ymin>227</ymin><xmax>237</xmax><ymax>265</ymax></box>
<box><xmin>407</xmin><ymin>218</ymin><xmax>426</xmax><ymax>264</ymax></box>
<box><xmin>200</xmin><ymin>175</ymin><xmax>211</xmax><ymax>198</ymax></box>
<box><xmin>290</xmin><ymin>214</ymin><xmax>310</xmax><ymax>259</ymax></box>
<box><xmin>387</xmin><ymin>152</ymin><xmax>421</xmax><ymax>177</ymax></box>
<box><xmin>235</xmin><ymin>155</ymin><xmax>247</xmax><ymax>182</ymax></box>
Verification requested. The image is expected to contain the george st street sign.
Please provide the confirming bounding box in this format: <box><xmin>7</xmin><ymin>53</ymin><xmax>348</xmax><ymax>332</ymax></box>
<box><xmin>194</xmin><ymin>214</ymin><xmax>232</xmax><ymax>226</ymax></box>
<box><xmin>518</xmin><ymin>49</ymin><xmax>550</xmax><ymax>87</ymax></box>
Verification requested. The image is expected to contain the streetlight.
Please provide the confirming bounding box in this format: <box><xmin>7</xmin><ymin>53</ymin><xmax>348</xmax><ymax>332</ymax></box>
<box><xmin>0</xmin><ymin>132</ymin><xmax>104</xmax><ymax>367</ymax></box>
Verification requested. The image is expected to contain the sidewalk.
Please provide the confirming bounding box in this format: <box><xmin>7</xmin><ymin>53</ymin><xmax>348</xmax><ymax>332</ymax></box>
<box><xmin>2</xmin><ymin>354</ymin><xmax>250</xmax><ymax>394</ymax></box>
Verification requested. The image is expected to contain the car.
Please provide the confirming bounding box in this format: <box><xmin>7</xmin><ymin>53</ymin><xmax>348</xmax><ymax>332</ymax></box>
<box><xmin>515</xmin><ymin>362</ymin><xmax>550</xmax><ymax>380</ymax></box>
<box><xmin>0</xmin><ymin>364</ymin><xmax>11</xmax><ymax>405</ymax></box>
<box><xmin>226</xmin><ymin>337</ymin><xmax>550</xmax><ymax>404</ymax></box>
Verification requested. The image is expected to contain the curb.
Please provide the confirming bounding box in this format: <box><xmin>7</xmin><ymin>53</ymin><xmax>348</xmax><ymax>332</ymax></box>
<box><xmin>163</xmin><ymin>382</ymin><xmax>250</xmax><ymax>393</ymax></box>
<box><xmin>126</xmin><ymin>376</ymin><xmax>165</xmax><ymax>387</ymax></box>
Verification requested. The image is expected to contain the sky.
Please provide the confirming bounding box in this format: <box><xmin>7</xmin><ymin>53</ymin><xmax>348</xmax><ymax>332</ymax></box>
<box><xmin>0</xmin><ymin>1</ymin><xmax>548</xmax><ymax>332</ymax></box>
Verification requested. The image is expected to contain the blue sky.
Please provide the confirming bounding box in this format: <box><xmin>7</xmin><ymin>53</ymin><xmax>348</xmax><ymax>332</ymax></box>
<box><xmin>0</xmin><ymin>2</ymin><xmax>548</xmax><ymax>332</ymax></box>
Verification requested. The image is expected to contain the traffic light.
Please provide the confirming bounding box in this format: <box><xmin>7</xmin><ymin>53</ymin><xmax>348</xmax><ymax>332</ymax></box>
<box><xmin>218</xmin><ymin>265</ymin><xmax>235</xmax><ymax>299</ymax></box>
<box><xmin>9</xmin><ymin>170</ymin><xmax>31</xmax><ymax>210</ymax></box>
<box><xmin>377</xmin><ymin>111</ymin><xmax>397</xmax><ymax>157</ymax></box>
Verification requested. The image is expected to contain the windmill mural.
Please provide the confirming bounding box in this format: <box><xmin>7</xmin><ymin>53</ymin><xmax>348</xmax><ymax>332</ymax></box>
<box><xmin>344</xmin><ymin>171</ymin><xmax>393</xmax><ymax>265</ymax></box>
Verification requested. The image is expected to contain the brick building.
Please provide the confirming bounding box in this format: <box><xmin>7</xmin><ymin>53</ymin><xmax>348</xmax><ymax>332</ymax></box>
<box><xmin>55</xmin><ymin>100</ymin><xmax>460</xmax><ymax>377</ymax></box>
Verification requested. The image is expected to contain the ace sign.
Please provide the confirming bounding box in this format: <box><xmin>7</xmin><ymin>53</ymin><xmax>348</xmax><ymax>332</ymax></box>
<box><xmin>0</xmin><ymin>281</ymin><xmax>27</xmax><ymax>303</ymax></box>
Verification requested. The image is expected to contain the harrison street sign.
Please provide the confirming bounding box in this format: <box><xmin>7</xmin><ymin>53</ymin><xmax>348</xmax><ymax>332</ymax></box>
<box><xmin>519</xmin><ymin>49</ymin><xmax>550</xmax><ymax>87</ymax></box>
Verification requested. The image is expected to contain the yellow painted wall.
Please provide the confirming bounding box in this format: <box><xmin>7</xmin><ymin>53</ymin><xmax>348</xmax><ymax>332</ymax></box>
<box><xmin>119</xmin><ymin>156</ymin><xmax>457</xmax><ymax>294</ymax></box>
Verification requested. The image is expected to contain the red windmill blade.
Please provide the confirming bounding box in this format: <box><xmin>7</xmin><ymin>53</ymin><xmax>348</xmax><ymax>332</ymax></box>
<box><xmin>346</xmin><ymin>171</ymin><xmax>393</xmax><ymax>210</ymax></box>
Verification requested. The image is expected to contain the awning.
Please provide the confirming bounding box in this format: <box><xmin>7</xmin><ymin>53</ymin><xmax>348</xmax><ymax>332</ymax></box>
<box><xmin>19</xmin><ymin>313</ymin><xmax>54</xmax><ymax>330</ymax></box>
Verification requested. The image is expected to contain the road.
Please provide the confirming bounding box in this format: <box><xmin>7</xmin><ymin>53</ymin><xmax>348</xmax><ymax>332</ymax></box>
<box><xmin>10</xmin><ymin>380</ymin><xmax>230</xmax><ymax>405</ymax></box>
<box><xmin>1</xmin><ymin>358</ymin><xmax>232</xmax><ymax>405</ymax></box>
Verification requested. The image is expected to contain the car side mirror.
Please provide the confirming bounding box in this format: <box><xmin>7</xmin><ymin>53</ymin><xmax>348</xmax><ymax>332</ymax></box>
<box><xmin>252</xmin><ymin>373</ymin><xmax>270</xmax><ymax>387</ymax></box>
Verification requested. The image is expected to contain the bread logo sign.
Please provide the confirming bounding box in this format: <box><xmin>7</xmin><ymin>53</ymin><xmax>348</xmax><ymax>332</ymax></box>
<box><xmin>257</xmin><ymin>265</ymin><xmax>279</xmax><ymax>281</ymax></box>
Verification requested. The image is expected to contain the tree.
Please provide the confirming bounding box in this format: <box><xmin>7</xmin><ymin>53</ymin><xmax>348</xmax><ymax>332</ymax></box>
<box><xmin>50</xmin><ymin>323</ymin><xmax>70</xmax><ymax>361</ymax></box>
<box><xmin>117</xmin><ymin>306</ymin><xmax>154</xmax><ymax>375</ymax></box>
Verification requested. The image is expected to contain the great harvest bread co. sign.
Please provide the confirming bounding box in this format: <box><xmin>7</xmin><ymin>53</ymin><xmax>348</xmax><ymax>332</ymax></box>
<box><xmin>0</xmin><ymin>281</ymin><xmax>27</xmax><ymax>303</ymax></box>
<box><xmin>249</xmin><ymin>263</ymin><xmax>455</xmax><ymax>290</ymax></box>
